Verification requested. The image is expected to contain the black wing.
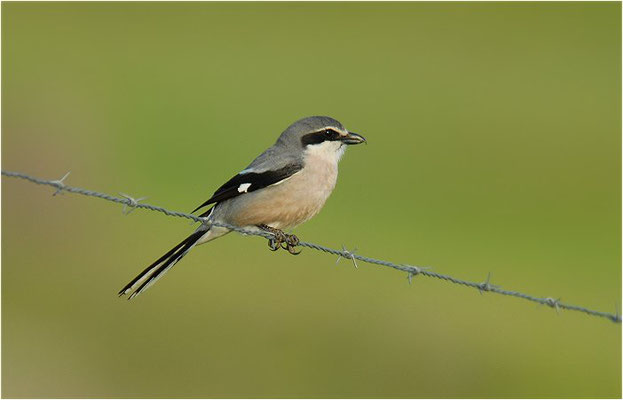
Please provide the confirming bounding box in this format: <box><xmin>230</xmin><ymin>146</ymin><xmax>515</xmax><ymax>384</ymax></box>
<box><xmin>192</xmin><ymin>162</ymin><xmax>303</xmax><ymax>214</ymax></box>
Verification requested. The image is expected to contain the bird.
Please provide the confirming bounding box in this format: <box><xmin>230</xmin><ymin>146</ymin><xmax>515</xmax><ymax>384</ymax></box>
<box><xmin>119</xmin><ymin>116</ymin><xmax>366</xmax><ymax>299</ymax></box>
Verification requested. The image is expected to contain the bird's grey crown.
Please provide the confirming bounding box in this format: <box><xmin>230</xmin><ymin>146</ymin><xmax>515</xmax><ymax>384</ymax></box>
<box><xmin>275</xmin><ymin>116</ymin><xmax>345</xmax><ymax>147</ymax></box>
<box><xmin>236</xmin><ymin>116</ymin><xmax>344</xmax><ymax>176</ymax></box>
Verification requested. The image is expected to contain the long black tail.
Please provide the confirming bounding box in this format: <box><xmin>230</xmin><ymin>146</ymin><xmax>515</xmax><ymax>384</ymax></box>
<box><xmin>119</xmin><ymin>229</ymin><xmax>207</xmax><ymax>299</ymax></box>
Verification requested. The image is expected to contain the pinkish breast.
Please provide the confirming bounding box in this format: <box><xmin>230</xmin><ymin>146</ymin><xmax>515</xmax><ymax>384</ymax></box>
<box><xmin>227</xmin><ymin>152</ymin><xmax>339</xmax><ymax>230</ymax></box>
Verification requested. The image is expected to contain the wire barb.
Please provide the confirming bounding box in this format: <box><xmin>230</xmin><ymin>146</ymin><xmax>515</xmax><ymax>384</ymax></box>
<box><xmin>478</xmin><ymin>272</ymin><xmax>498</xmax><ymax>294</ymax></box>
<box><xmin>119</xmin><ymin>192</ymin><xmax>147</xmax><ymax>215</ymax></box>
<box><xmin>613</xmin><ymin>303</ymin><xmax>621</xmax><ymax>323</ymax></box>
<box><xmin>50</xmin><ymin>171</ymin><xmax>71</xmax><ymax>196</ymax></box>
<box><xmin>2</xmin><ymin>169</ymin><xmax>620</xmax><ymax>325</ymax></box>
<box><xmin>544</xmin><ymin>297</ymin><xmax>562</xmax><ymax>314</ymax></box>
<box><xmin>336</xmin><ymin>245</ymin><xmax>359</xmax><ymax>269</ymax></box>
<box><xmin>404</xmin><ymin>265</ymin><xmax>426</xmax><ymax>285</ymax></box>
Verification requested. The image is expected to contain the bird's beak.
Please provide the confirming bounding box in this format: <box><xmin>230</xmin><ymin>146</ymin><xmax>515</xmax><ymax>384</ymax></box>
<box><xmin>341</xmin><ymin>131</ymin><xmax>366</xmax><ymax>145</ymax></box>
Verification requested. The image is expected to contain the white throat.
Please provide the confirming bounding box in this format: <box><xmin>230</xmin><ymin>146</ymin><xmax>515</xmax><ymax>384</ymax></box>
<box><xmin>303</xmin><ymin>141</ymin><xmax>346</xmax><ymax>165</ymax></box>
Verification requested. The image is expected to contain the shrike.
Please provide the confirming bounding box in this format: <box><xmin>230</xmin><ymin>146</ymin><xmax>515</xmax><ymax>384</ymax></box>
<box><xmin>119</xmin><ymin>116</ymin><xmax>366</xmax><ymax>299</ymax></box>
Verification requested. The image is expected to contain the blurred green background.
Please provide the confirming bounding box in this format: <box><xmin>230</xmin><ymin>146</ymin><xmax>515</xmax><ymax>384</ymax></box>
<box><xmin>2</xmin><ymin>2</ymin><xmax>621</xmax><ymax>398</ymax></box>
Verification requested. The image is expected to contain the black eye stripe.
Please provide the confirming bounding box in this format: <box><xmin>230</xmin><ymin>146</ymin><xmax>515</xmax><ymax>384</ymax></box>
<box><xmin>324</xmin><ymin>129</ymin><xmax>341</xmax><ymax>139</ymax></box>
<box><xmin>301</xmin><ymin>129</ymin><xmax>342</xmax><ymax>146</ymax></box>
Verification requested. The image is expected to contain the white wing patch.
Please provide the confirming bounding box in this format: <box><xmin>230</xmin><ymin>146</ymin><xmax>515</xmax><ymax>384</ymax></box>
<box><xmin>237</xmin><ymin>183</ymin><xmax>252</xmax><ymax>193</ymax></box>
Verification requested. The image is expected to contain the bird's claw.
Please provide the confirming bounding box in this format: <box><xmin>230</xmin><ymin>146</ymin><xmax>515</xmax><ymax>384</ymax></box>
<box><xmin>283</xmin><ymin>234</ymin><xmax>301</xmax><ymax>255</ymax></box>
<box><xmin>268</xmin><ymin>237</ymin><xmax>281</xmax><ymax>251</ymax></box>
<box><xmin>260</xmin><ymin>225</ymin><xmax>301</xmax><ymax>255</ymax></box>
<box><xmin>268</xmin><ymin>230</ymin><xmax>287</xmax><ymax>251</ymax></box>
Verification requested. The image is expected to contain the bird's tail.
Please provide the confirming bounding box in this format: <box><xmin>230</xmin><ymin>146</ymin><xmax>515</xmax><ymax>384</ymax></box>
<box><xmin>119</xmin><ymin>229</ymin><xmax>208</xmax><ymax>299</ymax></box>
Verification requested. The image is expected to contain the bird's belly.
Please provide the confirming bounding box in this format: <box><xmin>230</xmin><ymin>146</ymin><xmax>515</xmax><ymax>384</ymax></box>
<box><xmin>221</xmin><ymin>161</ymin><xmax>338</xmax><ymax>230</ymax></box>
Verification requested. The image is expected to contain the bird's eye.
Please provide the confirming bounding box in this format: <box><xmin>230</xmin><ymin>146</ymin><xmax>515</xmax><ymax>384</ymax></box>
<box><xmin>323</xmin><ymin>129</ymin><xmax>337</xmax><ymax>139</ymax></box>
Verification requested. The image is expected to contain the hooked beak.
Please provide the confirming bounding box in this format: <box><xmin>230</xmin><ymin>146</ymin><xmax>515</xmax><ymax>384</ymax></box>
<box><xmin>341</xmin><ymin>131</ymin><xmax>366</xmax><ymax>145</ymax></box>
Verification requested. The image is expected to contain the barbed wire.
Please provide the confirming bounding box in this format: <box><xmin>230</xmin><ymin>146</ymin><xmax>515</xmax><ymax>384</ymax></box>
<box><xmin>2</xmin><ymin>169</ymin><xmax>620</xmax><ymax>324</ymax></box>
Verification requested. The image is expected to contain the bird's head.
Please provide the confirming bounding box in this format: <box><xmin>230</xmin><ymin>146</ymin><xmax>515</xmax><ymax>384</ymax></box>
<box><xmin>277</xmin><ymin>116</ymin><xmax>366</xmax><ymax>162</ymax></box>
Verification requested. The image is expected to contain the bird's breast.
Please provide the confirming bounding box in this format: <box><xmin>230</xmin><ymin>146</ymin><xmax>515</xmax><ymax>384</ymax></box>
<box><xmin>223</xmin><ymin>154</ymin><xmax>339</xmax><ymax>230</ymax></box>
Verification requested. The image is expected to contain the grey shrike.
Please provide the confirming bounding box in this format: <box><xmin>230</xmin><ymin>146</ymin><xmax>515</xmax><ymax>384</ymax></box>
<box><xmin>119</xmin><ymin>116</ymin><xmax>366</xmax><ymax>299</ymax></box>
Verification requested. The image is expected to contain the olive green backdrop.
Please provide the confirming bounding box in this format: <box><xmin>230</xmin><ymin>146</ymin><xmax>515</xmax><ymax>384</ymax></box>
<box><xmin>2</xmin><ymin>2</ymin><xmax>621</xmax><ymax>398</ymax></box>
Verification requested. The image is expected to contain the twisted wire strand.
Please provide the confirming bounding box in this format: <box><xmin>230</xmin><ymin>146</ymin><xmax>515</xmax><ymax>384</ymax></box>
<box><xmin>2</xmin><ymin>169</ymin><xmax>620</xmax><ymax>324</ymax></box>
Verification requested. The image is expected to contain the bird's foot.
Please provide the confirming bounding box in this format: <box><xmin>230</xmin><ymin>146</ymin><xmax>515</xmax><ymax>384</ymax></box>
<box><xmin>283</xmin><ymin>233</ymin><xmax>301</xmax><ymax>255</ymax></box>
<box><xmin>268</xmin><ymin>230</ymin><xmax>287</xmax><ymax>251</ymax></box>
<box><xmin>259</xmin><ymin>225</ymin><xmax>301</xmax><ymax>255</ymax></box>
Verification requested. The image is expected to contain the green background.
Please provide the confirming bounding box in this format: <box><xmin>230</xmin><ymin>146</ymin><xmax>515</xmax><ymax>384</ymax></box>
<box><xmin>2</xmin><ymin>2</ymin><xmax>621</xmax><ymax>398</ymax></box>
